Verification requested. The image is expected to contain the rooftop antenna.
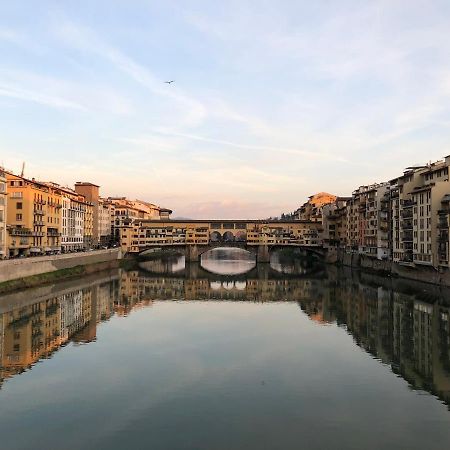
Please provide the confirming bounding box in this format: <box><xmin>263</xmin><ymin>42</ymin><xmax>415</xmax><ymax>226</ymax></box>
<box><xmin>20</xmin><ymin>161</ymin><xmax>25</xmax><ymax>177</ymax></box>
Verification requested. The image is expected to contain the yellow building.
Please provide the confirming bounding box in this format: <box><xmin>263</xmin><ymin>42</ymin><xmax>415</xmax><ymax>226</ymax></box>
<box><xmin>0</xmin><ymin>168</ymin><xmax>7</xmax><ymax>259</ymax></box>
<box><xmin>42</xmin><ymin>182</ymin><xmax>90</xmax><ymax>252</ymax></box>
<box><xmin>6</xmin><ymin>172</ymin><xmax>62</xmax><ymax>257</ymax></box>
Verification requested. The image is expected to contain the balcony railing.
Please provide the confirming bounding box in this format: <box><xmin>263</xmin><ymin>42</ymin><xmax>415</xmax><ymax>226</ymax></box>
<box><xmin>402</xmin><ymin>199</ymin><xmax>416</xmax><ymax>207</ymax></box>
<box><xmin>8</xmin><ymin>227</ymin><xmax>32</xmax><ymax>236</ymax></box>
<box><xmin>401</xmin><ymin>209</ymin><xmax>413</xmax><ymax>218</ymax></box>
<box><xmin>401</xmin><ymin>231</ymin><xmax>413</xmax><ymax>243</ymax></box>
<box><xmin>402</xmin><ymin>219</ymin><xmax>413</xmax><ymax>230</ymax></box>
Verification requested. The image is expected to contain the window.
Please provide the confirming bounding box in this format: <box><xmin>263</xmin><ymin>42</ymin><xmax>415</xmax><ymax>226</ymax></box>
<box><xmin>16</xmin><ymin>202</ymin><xmax>22</xmax><ymax>209</ymax></box>
<box><xmin>16</xmin><ymin>213</ymin><xmax>22</xmax><ymax>221</ymax></box>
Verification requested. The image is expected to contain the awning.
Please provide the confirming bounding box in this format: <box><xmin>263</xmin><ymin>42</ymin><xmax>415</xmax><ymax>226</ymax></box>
<box><xmin>30</xmin><ymin>247</ymin><xmax>41</xmax><ymax>253</ymax></box>
<box><xmin>44</xmin><ymin>247</ymin><xmax>52</xmax><ymax>252</ymax></box>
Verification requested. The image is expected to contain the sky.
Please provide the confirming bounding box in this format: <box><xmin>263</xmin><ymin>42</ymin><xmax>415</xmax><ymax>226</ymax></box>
<box><xmin>1</xmin><ymin>0</ymin><xmax>450</xmax><ymax>219</ymax></box>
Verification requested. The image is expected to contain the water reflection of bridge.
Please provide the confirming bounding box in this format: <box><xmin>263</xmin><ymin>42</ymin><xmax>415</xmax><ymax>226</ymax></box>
<box><xmin>137</xmin><ymin>258</ymin><xmax>324</xmax><ymax>280</ymax></box>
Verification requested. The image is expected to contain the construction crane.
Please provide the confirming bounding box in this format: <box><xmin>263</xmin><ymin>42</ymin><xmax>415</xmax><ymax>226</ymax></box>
<box><xmin>20</xmin><ymin>162</ymin><xmax>25</xmax><ymax>177</ymax></box>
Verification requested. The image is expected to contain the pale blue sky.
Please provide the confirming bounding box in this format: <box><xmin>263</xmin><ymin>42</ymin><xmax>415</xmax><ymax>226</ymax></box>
<box><xmin>1</xmin><ymin>0</ymin><xmax>450</xmax><ymax>218</ymax></box>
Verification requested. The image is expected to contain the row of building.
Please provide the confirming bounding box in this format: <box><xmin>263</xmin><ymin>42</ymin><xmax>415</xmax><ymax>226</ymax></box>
<box><xmin>295</xmin><ymin>155</ymin><xmax>450</xmax><ymax>270</ymax></box>
<box><xmin>0</xmin><ymin>168</ymin><xmax>171</xmax><ymax>258</ymax></box>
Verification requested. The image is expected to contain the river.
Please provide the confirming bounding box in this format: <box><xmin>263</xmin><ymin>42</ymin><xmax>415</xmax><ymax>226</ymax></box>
<box><xmin>0</xmin><ymin>248</ymin><xmax>449</xmax><ymax>449</ymax></box>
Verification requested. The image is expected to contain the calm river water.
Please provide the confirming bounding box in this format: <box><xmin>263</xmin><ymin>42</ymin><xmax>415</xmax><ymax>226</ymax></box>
<box><xmin>1</xmin><ymin>248</ymin><xmax>450</xmax><ymax>449</ymax></box>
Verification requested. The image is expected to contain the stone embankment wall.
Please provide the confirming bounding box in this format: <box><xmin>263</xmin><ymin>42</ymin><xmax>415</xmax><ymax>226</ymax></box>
<box><xmin>333</xmin><ymin>248</ymin><xmax>450</xmax><ymax>286</ymax></box>
<box><xmin>0</xmin><ymin>249</ymin><xmax>122</xmax><ymax>284</ymax></box>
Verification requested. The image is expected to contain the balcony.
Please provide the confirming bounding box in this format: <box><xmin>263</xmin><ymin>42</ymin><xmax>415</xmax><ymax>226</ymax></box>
<box><xmin>34</xmin><ymin>220</ymin><xmax>45</xmax><ymax>226</ymax></box>
<box><xmin>34</xmin><ymin>208</ymin><xmax>45</xmax><ymax>215</ymax></box>
<box><xmin>401</xmin><ymin>209</ymin><xmax>413</xmax><ymax>218</ymax></box>
<box><xmin>8</xmin><ymin>227</ymin><xmax>32</xmax><ymax>236</ymax></box>
<box><xmin>401</xmin><ymin>232</ymin><xmax>413</xmax><ymax>242</ymax></box>
<box><xmin>402</xmin><ymin>199</ymin><xmax>416</xmax><ymax>207</ymax></box>
<box><xmin>47</xmin><ymin>231</ymin><xmax>61</xmax><ymax>237</ymax></box>
<box><xmin>402</xmin><ymin>219</ymin><xmax>413</xmax><ymax>230</ymax></box>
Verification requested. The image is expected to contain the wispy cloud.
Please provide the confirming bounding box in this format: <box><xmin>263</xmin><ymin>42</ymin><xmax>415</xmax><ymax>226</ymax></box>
<box><xmin>0</xmin><ymin>84</ymin><xmax>85</xmax><ymax>110</ymax></box>
<box><xmin>53</xmin><ymin>20</ymin><xmax>207</xmax><ymax>127</ymax></box>
<box><xmin>1</xmin><ymin>2</ymin><xmax>450</xmax><ymax>218</ymax></box>
<box><xmin>150</xmin><ymin>128</ymin><xmax>348</xmax><ymax>162</ymax></box>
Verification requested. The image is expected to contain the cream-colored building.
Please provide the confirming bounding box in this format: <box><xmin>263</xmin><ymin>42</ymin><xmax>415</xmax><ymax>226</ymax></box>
<box><xmin>98</xmin><ymin>198</ymin><xmax>114</xmax><ymax>246</ymax></box>
<box><xmin>108</xmin><ymin>197</ymin><xmax>171</xmax><ymax>243</ymax></box>
<box><xmin>0</xmin><ymin>168</ymin><xmax>7</xmax><ymax>259</ymax></box>
<box><xmin>411</xmin><ymin>174</ymin><xmax>450</xmax><ymax>267</ymax></box>
<box><xmin>60</xmin><ymin>189</ymin><xmax>87</xmax><ymax>252</ymax></box>
<box><xmin>390</xmin><ymin>157</ymin><xmax>450</xmax><ymax>267</ymax></box>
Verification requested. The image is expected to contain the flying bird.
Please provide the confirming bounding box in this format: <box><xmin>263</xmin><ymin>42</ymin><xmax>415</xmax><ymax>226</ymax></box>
<box><xmin>164</xmin><ymin>80</ymin><xmax>175</xmax><ymax>84</ymax></box>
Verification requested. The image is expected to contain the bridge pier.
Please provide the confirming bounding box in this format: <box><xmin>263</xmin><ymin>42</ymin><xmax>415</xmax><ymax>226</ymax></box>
<box><xmin>256</xmin><ymin>244</ymin><xmax>270</xmax><ymax>263</ymax></box>
<box><xmin>185</xmin><ymin>245</ymin><xmax>200</xmax><ymax>263</ymax></box>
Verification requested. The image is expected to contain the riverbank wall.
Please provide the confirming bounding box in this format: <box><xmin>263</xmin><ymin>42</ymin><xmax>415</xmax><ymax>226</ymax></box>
<box><xmin>331</xmin><ymin>248</ymin><xmax>450</xmax><ymax>286</ymax></box>
<box><xmin>0</xmin><ymin>250</ymin><xmax>122</xmax><ymax>291</ymax></box>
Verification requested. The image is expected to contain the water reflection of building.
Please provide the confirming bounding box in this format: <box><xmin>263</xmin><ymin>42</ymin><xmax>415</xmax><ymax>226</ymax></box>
<box><xmin>1</xmin><ymin>267</ymin><xmax>450</xmax><ymax>410</ymax></box>
<box><xmin>0</xmin><ymin>276</ymin><xmax>120</xmax><ymax>387</ymax></box>
<box><xmin>330</xmin><ymin>277</ymin><xmax>450</xmax><ymax>407</ymax></box>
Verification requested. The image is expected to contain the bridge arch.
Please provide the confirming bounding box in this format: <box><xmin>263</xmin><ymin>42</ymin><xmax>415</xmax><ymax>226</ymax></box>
<box><xmin>210</xmin><ymin>231</ymin><xmax>222</xmax><ymax>242</ymax></box>
<box><xmin>223</xmin><ymin>231</ymin><xmax>235</xmax><ymax>242</ymax></box>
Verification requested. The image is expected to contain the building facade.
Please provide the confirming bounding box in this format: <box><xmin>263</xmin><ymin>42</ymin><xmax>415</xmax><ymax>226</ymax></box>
<box><xmin>6</xmin><ymin>173</ymin><xmax>62</xmax><ymax>257</ymax></box>
<box><xmin>59</xmin><ymin>187</ymin><xmax>88</xmax><ymax>252</ymax></box>
<box><xmin>98</xmin><ymin>198</ymin><xmax>114</xmax><ymax>246</ymax></box>
<box><xmin>74</xmin><ymin>182</ymin><xmax>100</xmax><ymax>246</ymax></box>
<box><xmin>0</xmin><ymin>168</ymin><xmax>7</xmax><ymax>259</ymax></box>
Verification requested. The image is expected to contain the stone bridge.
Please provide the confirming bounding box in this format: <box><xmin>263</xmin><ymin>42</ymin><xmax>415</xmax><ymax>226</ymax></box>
<box><xmin>120</xmin><ymin>219</ymin><xmax>325</xmax><ymax>262</ymax></box>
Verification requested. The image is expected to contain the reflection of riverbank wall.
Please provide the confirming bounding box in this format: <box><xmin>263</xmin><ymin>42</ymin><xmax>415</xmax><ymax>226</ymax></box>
<box><xmin>334</xmin><ymin>249</ymin><xmax>450</xmax><ymax>286</ymax></box>
<box><xmin>0</xmin><ymin>250</ymin><xmax>122</xmax><ymax>291</ymax></box>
